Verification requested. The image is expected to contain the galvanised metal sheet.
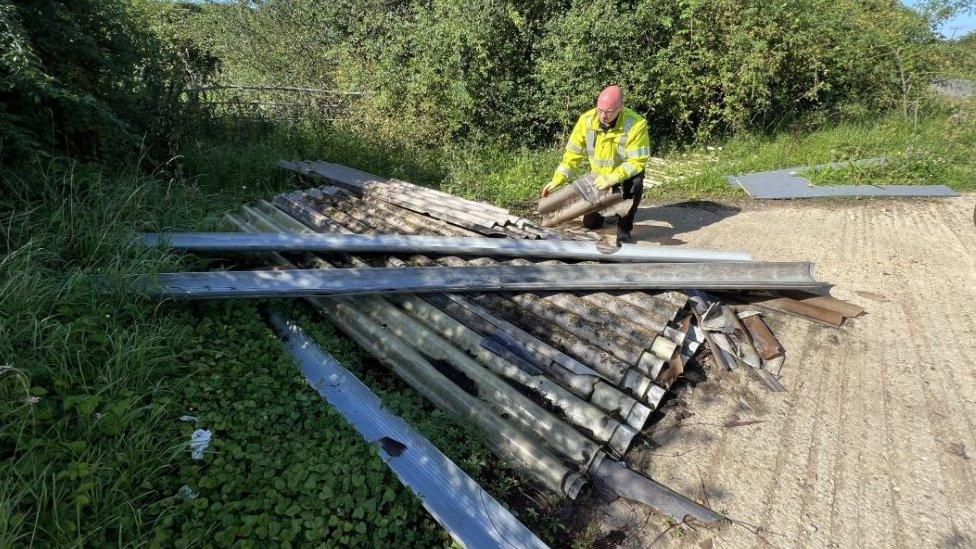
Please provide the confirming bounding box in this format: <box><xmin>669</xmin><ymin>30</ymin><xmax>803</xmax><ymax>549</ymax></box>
<box><xmin>727</xmin><ymin>167</ymin><xmax>959</xmax><ymax>199</ymax></box>
<box><xmin>269</xmin><ymin>312</ymin><xmax>548</xmax><ymax>549</ymax></box>
<box><xmin>142</xmin><ymin>261</ymin><xmax>826</xmax><ymax>299</ymax></box>
<box><xmin>138</xmin><ymin>232</ymin><xmax>754</xmax><ymax>263</ymax></box>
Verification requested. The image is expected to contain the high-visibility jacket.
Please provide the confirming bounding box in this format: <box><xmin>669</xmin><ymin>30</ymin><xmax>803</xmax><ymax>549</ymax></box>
<box><xmin>549</xmin><ymin>107</ymin><xmax>651</xmax><ymax>189</ymax></box>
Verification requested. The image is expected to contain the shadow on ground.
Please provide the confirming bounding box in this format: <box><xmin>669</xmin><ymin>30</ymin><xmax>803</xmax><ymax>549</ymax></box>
<box><xmin>630</xmin><ymin>200</ymin><xmax>742</xmax><ymax>245</ymax></box>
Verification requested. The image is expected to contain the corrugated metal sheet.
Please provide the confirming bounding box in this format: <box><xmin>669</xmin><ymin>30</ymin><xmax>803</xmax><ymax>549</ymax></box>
<box><xmin>269</xmin><ymin>312</ymin><xmax>549</xmax><ymax>548</ymax></box>
<box><xmin>217</xmin><ymin>160</ymin><xmax>825</xmax><ymax>527</ymax></box>
<box><xmin>278</xmin><ymin>160</ymin><xmax>547</xmax><ymax>235</ymax></box>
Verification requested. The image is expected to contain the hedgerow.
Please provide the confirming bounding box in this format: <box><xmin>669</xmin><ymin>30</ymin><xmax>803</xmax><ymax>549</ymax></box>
<box><xmin>186</xmin><ymin>0</ymin><xmax>948</xmax><ymax>144</ymax></box>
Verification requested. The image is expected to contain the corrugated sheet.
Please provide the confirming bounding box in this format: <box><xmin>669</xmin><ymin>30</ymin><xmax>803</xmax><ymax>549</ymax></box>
<box><xmin>269</xmin><ymin>312</ymin><xmax>549</xmax><ymax>548</ymax></box>
<box><xmin>232</xmin><ymin>160</ymin><xmax>792</xmax><ymax>527</ymax></box>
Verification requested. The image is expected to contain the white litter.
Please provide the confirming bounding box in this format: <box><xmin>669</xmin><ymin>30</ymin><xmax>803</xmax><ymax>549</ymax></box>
<box><xmin>189</xmin><ymin>429</ymin><xmax>212</xmax><ymax>460</ymax></box>
<box><xmin>177</xmin><ymin>485</ymin><xmax>198</xmax><ymax>500</ymax></box>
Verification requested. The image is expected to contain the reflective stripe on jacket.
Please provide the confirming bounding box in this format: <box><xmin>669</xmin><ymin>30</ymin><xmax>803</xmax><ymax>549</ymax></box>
<box><xmin>550</xmin><ymin>107</ymin><xmax>651</xmax><ymax>189</ymax></box>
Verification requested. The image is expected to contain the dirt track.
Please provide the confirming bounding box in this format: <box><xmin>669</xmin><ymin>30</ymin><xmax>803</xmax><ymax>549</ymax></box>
<box><xmin>587</xmin><ymin>196</ymin><xmax>976</xmax><ymax>547</ymax></box>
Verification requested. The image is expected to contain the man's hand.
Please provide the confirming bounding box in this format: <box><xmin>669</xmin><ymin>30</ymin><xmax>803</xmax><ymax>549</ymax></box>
<box><xmin>541</xmin><ymin>181</ymin><xmax>559</xmax><ymax>197</ymax></box>
<box><xmin>594</xmin><ymin>175</ymin><xmax>614</xmax><ymax>190</ymax></box>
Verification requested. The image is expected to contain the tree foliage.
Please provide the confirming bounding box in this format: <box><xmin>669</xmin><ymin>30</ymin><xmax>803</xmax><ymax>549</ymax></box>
<box><xmin>0</xmin><ymin>0</ymin><xmax>199</xmax><ymax>164</ymax></box>
<box><xmin>537</xmin><ymin>0</ymin><xmax>937</xmax><ymax>139</ymax></box>
<box><xmin>189</xmin><ymin>0</ymin><xmax>948</xmax><ymax>145</ymax></box>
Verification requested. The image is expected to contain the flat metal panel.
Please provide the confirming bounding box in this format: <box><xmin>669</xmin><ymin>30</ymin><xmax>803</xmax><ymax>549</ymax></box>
<box><xmin>138</xmin><ymin>232</ymin><xmax>754</xmax><ymax>263</ymax></box>
<box><xmin>594</xmin><ymin>459</ymin><xmax>724</xmax><ymax>526</ymax></box>
<box><xmin>142</xmin><ymin>262</ymin><xmax>825</xmax><ymax>299</ymax></box>
<box><xmin>269</xmin><ymin>312</ymin><xmax>548</xmax><ymax>548</ymax></box>
<box><xmin>728</xmin><ymin>167</ymin><xmax>959</xmax><ymax>199</ymax></box>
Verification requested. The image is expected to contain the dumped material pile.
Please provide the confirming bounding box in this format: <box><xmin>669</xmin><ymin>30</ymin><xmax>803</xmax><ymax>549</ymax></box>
<box><xmin>141</xmin><ymin>160</ymin><xmax>862</xmax><ymax>532</ymax></box>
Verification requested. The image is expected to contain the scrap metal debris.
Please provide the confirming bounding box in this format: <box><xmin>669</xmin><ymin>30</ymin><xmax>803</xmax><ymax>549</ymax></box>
<box><xmin>856</xmin><ymin>290</ymin><xmax>891</xmax><ymax>303</ymax></box>
<box><xmin>146</xmin><ymin>159</ymin><xmax>862</xmax><ymax>536</ymax></box>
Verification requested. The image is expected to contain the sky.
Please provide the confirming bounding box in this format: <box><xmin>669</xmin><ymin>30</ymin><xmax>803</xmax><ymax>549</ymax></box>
<box><xmin>902</xmin><ymin>1</ymin><xmax>976</xmax><ymax>38</ymax></box>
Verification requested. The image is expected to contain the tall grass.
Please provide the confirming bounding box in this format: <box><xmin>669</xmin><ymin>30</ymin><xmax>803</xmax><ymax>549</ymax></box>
<box><xmin>0</xmin><ymin>124</ymin><xmax>306</xmax><ymax>544</ymax></box>
<box><xmin>0</xmin><ymin>119</ymin><xmax>563</xmax><ymax>546</ymax></box>
<box><xmin>1</xmin><ymin>161</ymin><xmax>190</xmax><ymax>545</ymax></box>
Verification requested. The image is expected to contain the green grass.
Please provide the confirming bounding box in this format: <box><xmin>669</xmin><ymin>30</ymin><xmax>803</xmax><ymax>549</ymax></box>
<box><xmin>648</xmin><ymin>102</ymin><xmax>976</xmax><ymax>198</ymax></box>
<box><xmin>0</xmin><ymin>122</ymin><xmax>566</xmax><ymax>546</ymax></box>
<box><xmin>147</xmin><ymin>300</ymin><xmax>529</xmax><ymax>546</ymax></box>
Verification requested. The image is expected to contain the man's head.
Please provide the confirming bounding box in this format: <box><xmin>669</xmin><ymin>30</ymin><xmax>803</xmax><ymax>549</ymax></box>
<box><xmin>596</xmin><ymin>85</ymin><xmax>623</xmax><ymax>128</ymax></box>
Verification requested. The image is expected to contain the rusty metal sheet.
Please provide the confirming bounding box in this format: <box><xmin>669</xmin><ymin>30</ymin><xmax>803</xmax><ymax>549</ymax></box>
<box><xmin>739</xmin><ymin>313</ymin><xmax>785</xmax><ymax>361</ymax></box>
<box><xmin>748</xmin><ymin>297</ymin><xmax>845</xmax><ymax>326</ymax></box>
<box><xmin>786</xmin><ymin>293</ymin><xmax>866</xmax><ymax>318</ymax></box>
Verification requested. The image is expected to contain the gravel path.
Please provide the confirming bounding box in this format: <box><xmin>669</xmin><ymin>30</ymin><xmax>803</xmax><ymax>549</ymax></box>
<box><xmin>585</xmin><ymin>196</ymin><xmax>976</xmax><ymax>547</ymax></box>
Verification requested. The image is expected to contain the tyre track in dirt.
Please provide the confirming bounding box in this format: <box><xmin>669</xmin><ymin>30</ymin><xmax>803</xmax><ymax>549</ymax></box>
<box><xmin>609</xmin><ymin>196</ymin><xmax>976</xmax><ymax>547</ymax></box>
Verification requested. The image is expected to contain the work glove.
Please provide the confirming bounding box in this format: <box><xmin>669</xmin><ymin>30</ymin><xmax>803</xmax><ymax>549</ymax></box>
<box><xmin>594</xmin><ymin>175</ymin><xmax>615</xmax><ymax>190</ymax></box>
<box><xmin>541</xmin><ymin>181</ymin><xmax>560</xmax><ymax>197</ymax></box>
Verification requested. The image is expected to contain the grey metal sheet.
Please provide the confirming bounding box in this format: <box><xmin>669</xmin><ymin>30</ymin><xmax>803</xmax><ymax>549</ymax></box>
<box><xmin>138</xmin><ymin>232</ymin><xmax>754</xmax><ymax>263</ymax></box>
<box><xmin>594</xmin><ymin>459</ymin><xmax>724</xmax><ymax>526</ymax></box>
<box><xmin>727</xmin><ymin>167</ymin><xmax>958</xmax><ymax>199</ymax></box>
<box><xmin>384</xmin><ymin>179</ymin><xmax>511</xmax><ymax>216</ymax></box>
<box><xmin>278</xmin><ymin>160</ymin><xmax>384</xmax><ymax>191</ymax></box>
<box><xmin>364</xmin><ymin>188</ymin><xmax>510</xmax><ymax>231</ymax></box>
<box><xmin>142</xmin><ymin>262</ymin><xmax>826</xmax><ymax>299</ymax></box>
<box><xmin>368</xmin><ymin>191</ymin><xmax>502</xmax><ymax>226</ymax></box>
<box><xmin>269</xmin><ymin>311</ymin><xmax>548</xmax><ymax>548</ymax></box>
<box><xmin>378</xmin><ymin>183</ymin><xmax>512</xmax><ymax>218</ymax></box>
<box><xmin>280</xmin><ymin>160</ymin><xmax>540</xmax><ymax>232</ymax></box>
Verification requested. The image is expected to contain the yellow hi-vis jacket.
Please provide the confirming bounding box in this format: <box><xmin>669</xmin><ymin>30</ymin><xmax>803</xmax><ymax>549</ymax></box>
<box><xmin>549</xmin><ymin>107</ymin><xmax>651</xmax><ymax>190</ymax></box>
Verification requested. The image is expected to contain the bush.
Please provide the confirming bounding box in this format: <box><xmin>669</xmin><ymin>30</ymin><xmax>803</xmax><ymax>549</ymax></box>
<box><xmin>536</xmin><ymin>0</ymin><xmax>937</xmax><ymax>141</ymax></box>
<box><xmin>0</xmin><ymin>0</ymin><xmax>191</xmax><ymax>165</ymax></box>
<box><xmin>188</xmin><ymin>0</ymin><xmax>942</xmax><ymax>145</ymax></box>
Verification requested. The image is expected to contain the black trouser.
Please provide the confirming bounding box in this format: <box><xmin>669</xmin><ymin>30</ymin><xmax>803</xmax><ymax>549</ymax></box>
<box><xmin>581</xmin><ymin>173</ymin><xmax>644</xmax><ymax>232</ymax></box>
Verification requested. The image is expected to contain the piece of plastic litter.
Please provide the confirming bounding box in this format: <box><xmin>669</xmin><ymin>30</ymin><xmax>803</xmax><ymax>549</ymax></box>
<box><xmin>189</xmin><ymin>429</ymin><xmax>212</xmax><ymax>460</ymax></box>
<box><xmin>177</xmin><ymin>485</ymin><xmax>198</xmax><ymax>500</ymax></box>
<box><xmin>179</xmin><ymin>415</ymin><xmax>198</xmax><ymax>423</ymax></box>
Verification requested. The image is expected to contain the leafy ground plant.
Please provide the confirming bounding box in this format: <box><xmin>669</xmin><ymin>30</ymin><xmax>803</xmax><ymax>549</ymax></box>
<box><xmin>0</xmin><ymin>123</ymin><xmax>565</xmax><ymax>546</ymax></box>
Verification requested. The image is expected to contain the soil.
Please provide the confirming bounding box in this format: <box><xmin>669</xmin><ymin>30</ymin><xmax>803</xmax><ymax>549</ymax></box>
<box><xmin>581</xmin><ymin>196</ymin><xmax>976</xmax><ymax>547</ymax></box>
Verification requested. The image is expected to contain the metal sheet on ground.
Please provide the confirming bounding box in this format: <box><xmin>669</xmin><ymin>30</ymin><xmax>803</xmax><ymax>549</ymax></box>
<box><xmin>727</xmin><ymin>168</ymin><xmax>958</xmax><ymax>199</ymax></box>
<box><xmin>269</xmin><ymin>312</ymin><xmax>547</xmax><ymax>549</ymax></box>
<box><xmin>593</xmin><ymin>460</ymin><xmax>724</xmax><ymax>525</ymax></box>
<box><xmin>138</xmin><ymin>232</ymin><xmax>753</xmax><ymax>263</ymax></box>
<box><xmin>142</xmin><ymin>262</ymin><xmax>826</xmax><ymax>299</ymax></box>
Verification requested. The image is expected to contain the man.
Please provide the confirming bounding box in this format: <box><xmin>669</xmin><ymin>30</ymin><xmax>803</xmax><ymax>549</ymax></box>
<box><xmin>541</xmin><ymin>85</ymin><xmax>650</xmax><ymax>243</ymax></box>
